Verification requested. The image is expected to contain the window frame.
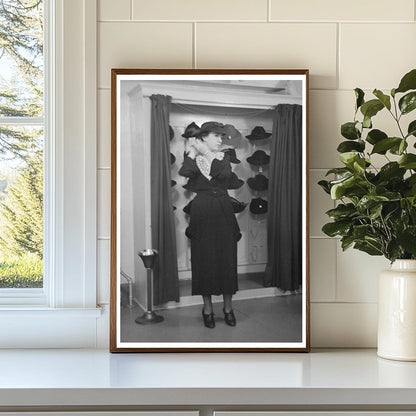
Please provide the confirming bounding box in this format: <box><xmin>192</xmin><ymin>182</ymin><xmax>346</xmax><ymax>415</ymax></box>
<box><xmin>0</xmin><ymin>0</ymin><xmax>100</xmax><ymax>348</ymax></box>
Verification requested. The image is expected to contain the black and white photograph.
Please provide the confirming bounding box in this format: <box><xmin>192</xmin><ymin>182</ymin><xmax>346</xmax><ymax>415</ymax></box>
<box><xmin>110</xmin><ymin>69</ymin><xmax>309</xmax><ymax>352</ymax></box>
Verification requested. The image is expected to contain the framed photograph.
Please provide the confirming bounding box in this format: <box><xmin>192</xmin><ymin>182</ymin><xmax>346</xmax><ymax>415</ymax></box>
<box><xmin>110</xmin><ymin>69</ymin><xmax>310</xmax><ymax>352</ymax></box>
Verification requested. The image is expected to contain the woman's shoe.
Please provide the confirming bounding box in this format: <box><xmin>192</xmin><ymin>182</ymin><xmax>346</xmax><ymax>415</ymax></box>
<box><xmin>223</xmin><ymin>309</ymin><xmax>236</xmax><ymax>326</ymax></box>
<box><xmin>202</xmin><ymin>308</ymin><xmax>215</xmax><ymax>328</ymax></box>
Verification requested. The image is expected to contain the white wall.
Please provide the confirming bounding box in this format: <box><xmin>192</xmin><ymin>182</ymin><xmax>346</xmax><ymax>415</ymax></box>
<box><xmin>96</xmin><ymin>0</ymin><xmax>416</xmax><ymax>348</ymax></box>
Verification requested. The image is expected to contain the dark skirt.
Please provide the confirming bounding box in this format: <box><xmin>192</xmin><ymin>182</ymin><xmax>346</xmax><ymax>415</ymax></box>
<box><xmin>186</xmin><ymin>189</ymin><xmax>240</xmax><ymax>296</ymax></box>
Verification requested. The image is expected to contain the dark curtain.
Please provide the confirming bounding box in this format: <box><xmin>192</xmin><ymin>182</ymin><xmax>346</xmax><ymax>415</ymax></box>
<box><xmin>150</xmin><ymin>94</ymin><xmax>180</xmax><ymax>305</ymax></box>
<box><xmin>264</xmin><ymin>104</ymin><xmax>303</xmax><ymax>291</ymax></box>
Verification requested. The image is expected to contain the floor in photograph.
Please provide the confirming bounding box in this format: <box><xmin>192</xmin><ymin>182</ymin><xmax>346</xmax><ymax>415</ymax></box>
<box><xmin>120</xmin><ymin>293</ymin><xmax>302</xmax><ymax>343</ymax></box>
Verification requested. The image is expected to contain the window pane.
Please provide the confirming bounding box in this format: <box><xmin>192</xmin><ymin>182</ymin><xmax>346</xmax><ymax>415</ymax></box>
<box><xmin>0</xmin><ymin>126</ymin><xmax>43</xmax><ymax>288</ymax></box>
<box><xmin>0</xmin><ymin>0</ymin><xmax>44</xmax><ymax>117</ymax></box>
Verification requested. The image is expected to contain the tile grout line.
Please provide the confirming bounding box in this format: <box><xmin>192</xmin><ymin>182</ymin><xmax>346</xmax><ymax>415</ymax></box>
<box><xmin>193</xmin><ymin>22</ymin><xmax>197</xmax><ymax>69</ymax></box>
<box><xmin>97</xmin><ymin>19</ymin><xmax>415</xmax><ymax>24</ymax></box>
<box><xmin>333</xmin><ymin>226</ymin><xmax>339</xmax><ymax>303</ymax></box>
<box><xmin>336</xmin><ymin>22</ymin><xmax>340</xmax><ymax>90</ymax></box>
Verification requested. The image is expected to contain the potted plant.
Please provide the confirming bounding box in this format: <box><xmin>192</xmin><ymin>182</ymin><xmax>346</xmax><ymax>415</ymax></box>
<box><xmin>319</xmin><ymin>68</ymin><xmax>416</xmax><ymax>361</ymax></box>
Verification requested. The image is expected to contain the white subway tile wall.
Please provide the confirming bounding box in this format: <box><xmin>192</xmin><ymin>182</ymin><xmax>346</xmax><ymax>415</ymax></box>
<box><xmin>270</xmin><ymin>0</ymin><xmax>414</xmax><ymax>22</ymax></box>
<box><xmin>97</xmin><ymin>0</ymin><xmax>416</xmax><ymax>347</ymax></box>
<box><xmin>98</xmin><ymin>90</ymin><xmax>111</xmax><ymax>168</ymax></box>
<box><xmin>132</xmin><ymin>0</ymin><xmax>269</xmax><ymax>21</ymax></box>
<box><xmin>196</xmin><ymin>23</ymin><xmax>338</xmax><ymax>89</ymax></box>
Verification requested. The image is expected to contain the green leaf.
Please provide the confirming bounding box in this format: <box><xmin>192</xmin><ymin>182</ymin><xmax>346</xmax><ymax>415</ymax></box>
<box><xmin>330</xmin><ymin>176</ymin><xmax>358</xmax><ymax>199</ymax></box>
<box><xmin>407</xmin><ymin>120</ymin><xmax>416</xmax><ymax>138</ymax></box>
<box><xmin>322</xmin><ymin>221</ymin><xmax>351</xmax><ymax>237</ymax></box>
<box><xmin>355</xmin><ymin>88</ymin><xmax>365</xmax><ymax>110</ymax></box>
<box><xmin>369</xmin><ymin>203</ymin><xmax>383</xmax><ymax>220</ymax></box>
<box><xmin>386</xmin><ymin>240</ymin><xmax>403</xmax><ymax>263</ymax></box>
<box><xmin>354</xmin><ymin>241</ymin><xmax>383</xmax><ymax>256</ymax></box>
<box><xmin>341</xmin><ymin>235</ymin><xmax>355</xmax><ymax>251</ymax></box>
<box><xmin>352</xmin><ymin>224</ymin><xmax>374</xmax><ymax>240</ymax></box>
<box><xmin>339</xmin><ymin>152</ymin><xmax>360</xmax><ymax>166</ymax></box>
<box><xmin>398</xmin><ymin>227</ymin><xmax>416</xmax><ymax>255</ymax></box>
<box><xmin>378</xmin><ymin>162</ymin><xmax>406</xmax><ymax>181</ymax></box>
<box><xmin>373</xmin><ymin>89</ymin><xmax>391</xmax><ymax>110</ymax></box>
<box><xmin>395</xmin><ymin>69</ymin><xmax>416</xmax><ymax>94</ymax></box>
<box><xmin>326</xmin><ymin>203</ymin><xmax>357</xmax><ymax>220</ymax></box>
<box><xmin>366</xmin><ymin>129</ymin><xmax>387</xmax><ymax>145</ymax></box>
<box><xmin>362</xmin><ymin>116</ymin><xmax>372</xmax><ymax>129</ymax></box>
<box><xmin>341</xmin><ymin>122</ymin><xmax>360</xmax><ymax>140</ymax></box>
<box><xmin>390</xmin><ymin>139</ymin><xmax>407</xmax><ymax>155</ymax></box>
<box><xmin>325</xmin><ymin>167</ymin><xmax>352</xmax><ymax>176</ymax></box>
<box><xmin>357</xmin><ymin>195</ymin><xmax>389</xmax><ymax>211</ymax></box>
<box><xmin>318</xmin><ymin>180</ymin><xmax>331</xmax><ymax>194</ymax></box>
<box><xmin>337</xmin><ymin>140</ymin><xmax>365</xmax><ymax>153</ymax></box>
<box><xmin>371</xmin><ymin>137</ymin><xmax>402</xmax><ymax>154</ymax></box>
<box><xmin>399</xmin><ymin>91</ymin><xmax>416</xmax><ymax>115</ymax></box>
<box><xmin>353</xmin><ymin>158</ymin><xmax>366</xmax><ymax>174</ymax></box>
<box><xmin>360</xmin><ymin>99</ymin><xmax>384</xmax><ymax>119</ymax></box>
<box><xmin>399</xmin><ymin>154</ymin><xmax>416</xmax><ymax>169</ymax></box>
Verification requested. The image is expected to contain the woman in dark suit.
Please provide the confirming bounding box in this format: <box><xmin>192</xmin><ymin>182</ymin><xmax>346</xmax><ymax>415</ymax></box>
<box><xmin>179</xmin><ymin>122</ymin><xmax>241</xmax><ymax>329</ymax></box>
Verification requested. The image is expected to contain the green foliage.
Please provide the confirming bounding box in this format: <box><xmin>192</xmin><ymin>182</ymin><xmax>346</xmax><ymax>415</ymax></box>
<box><xmin>0</xmin><ymin>0</ymin><xmax>43</xmax><ymax>163</ymax></box>
<box><xmin>0</xmin><ymin>154</ymin><xmax>43</xmax><ymax>258</ymax></box>
<box><xmin>0</xmin><ymin>0</ymin><xmax>44</xmax><ymax>287</ymax></box>
<box><xmin>0</xmin><ymin>252</ymin><xmax>42</xmax><ymax>288</ymax></box>
<box><xmin>321</xmin><ymin>68</ymin><xmax>416</xmax><ymax>262</ymax></box>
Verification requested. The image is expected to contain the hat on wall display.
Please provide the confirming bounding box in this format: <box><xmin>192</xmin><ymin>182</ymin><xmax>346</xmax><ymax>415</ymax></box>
<box><xmin>249</xmin><ymin>197</ymin><xmax>268</xmax><ymax>215</ymax></box>
<box><xmin>246</xmin><ymin>150</ymin><xmax>270</xmax><ymax>166</ymax></box>
<box><xmin>245</xmin><ymin>126</ymin><xmax>272</xmax><ymax>141</ymax></box>
<box><xmin>229</xmin><ymin>197</ymin><xmax>248</xmax><ymax>214</ymax></box>
<box><xmin>227</xmin><ymin>172</ymin><xmax>245</xmax><ymax>190</ymax></box>
<box><xmin>221</xmin><ymin>147</ymin><xmax>241</xmax><ymax>164</ymax></box>
<box><xmin>169</xmin><ymin>125</ymin><xmax>174</xmax><ymax>140</ymax></box>
<box><xmin>222</xmin><ymin>124</ymin><xmax>243</xmax><ymax>143</ymax></box>
<box><xmin>171</xmin><ymin>180</ymin><xmax>177</xmax><ymax>187</ymax></box>
<box><xmin>182</xmin><ymin>122</ymin><xmax>200</xmax><ymax>139</ymax></box>
<box><xmin>170</xmin><ymin>153</ymin><xmax>176</xmax><ymax>165</ymax></box>
<box><xmin>247</xmin><ymin>174</ymin><xmax>269</xmax><ymax>191</ymax></box>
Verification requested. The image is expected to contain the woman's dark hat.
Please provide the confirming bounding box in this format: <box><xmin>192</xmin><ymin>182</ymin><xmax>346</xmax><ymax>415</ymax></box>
<box><xmin>249</xmin><ymin>197</ymin><xmax>268</xmax><ymax>214</ymax></box>
<box><xmin>230</xmin><ymin>197</ymin><xmax>248</xmax><ymax>214</ymax></box>
<box><xmin>169</xmin><ymin>125</ymin><xmax>174</xmax><ymax>140</ymax></box>
<box><xmin>170</xmin><ymin>153</ymin><xmax>176</xmax><ymax>164</ymax></box>
<box><xmin>198</xmin><ymin>121</ymin><xmax>226</xmax><ymax>136</ymax></box>
<box><xmin>227</xmin><ymin>172</ymin><xmax>244</xmax><ymax>190</ymax></box>
<box><xmin>222</xmin><ymin>148</ymin><xmax>240</xmax><ymax>163</ymax></box>
<box><xmin>246</xmin><ymin>126</ymin><xmax>272</xmax><ymax>141</ymax></box>
<box><xmin>171</xmin><ymin>179</ymin><xmax>176</xmax><ymax>187</ymax></box>
<box><xmin>247</xmin><ymin>150</ymin><xmax>270</xmax><ymax>166</ymax></box>
<box><xmin>182</xmin><ymin>122</ymin><xmax>200</xmax><ymax>138</ymax></box>
<box><xmin>247</xmin><ymin>174</ymin><xmax>268</xmax><ymax>191</ymax></box>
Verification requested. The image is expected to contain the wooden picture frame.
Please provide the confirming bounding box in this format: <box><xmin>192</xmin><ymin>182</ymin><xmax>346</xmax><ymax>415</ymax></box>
<box><xmin>110</xmin><ymin>69</ymin><xmax>310</xmax><ymax>352</ymax></box>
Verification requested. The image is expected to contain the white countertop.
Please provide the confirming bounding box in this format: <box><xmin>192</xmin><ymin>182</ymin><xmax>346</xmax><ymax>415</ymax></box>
<box><xmin>0</xmin><ymin>348</ymin><xmax>416</xmax><ymax>407</ymax></box>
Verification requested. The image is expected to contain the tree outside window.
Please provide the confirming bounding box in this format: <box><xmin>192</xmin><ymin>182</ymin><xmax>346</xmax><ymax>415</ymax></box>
<box><xmin>0</xmin><ymin>0</ymin><xmax>44</xmax><ymax>288</ymax></box>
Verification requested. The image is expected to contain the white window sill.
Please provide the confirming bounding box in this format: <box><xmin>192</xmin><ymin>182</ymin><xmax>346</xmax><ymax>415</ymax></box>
<box><xmin>0</xmin><ymin>307</ymin><xmax>104</xmax><ymax>348</ymax></box>
<box><xmin>0</xmin><ymin>306</ymin><xmax>102</xmax><ymax>316</ymax></box>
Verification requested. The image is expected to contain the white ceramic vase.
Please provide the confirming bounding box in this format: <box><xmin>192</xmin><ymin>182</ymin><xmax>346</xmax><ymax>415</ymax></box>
<box><xmin>378</xmin><ymin>259</ymin><xmax>416</xmax><ymax>361</ymax></box>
